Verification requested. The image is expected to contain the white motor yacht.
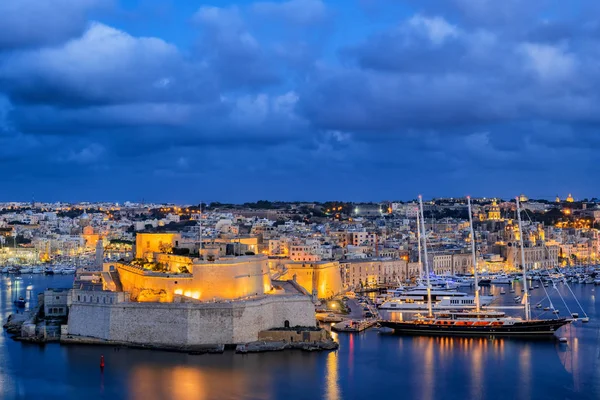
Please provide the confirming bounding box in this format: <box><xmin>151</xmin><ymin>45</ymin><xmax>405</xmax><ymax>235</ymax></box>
<box><xmin>491</xmin><ymin>274</ymin><xmax>513</xmax><ymax>284</ymax></box>
<box><xmin>379</xmin><ymin>288</ymin><xmax>494</xmax><ymax>311</ymax></box>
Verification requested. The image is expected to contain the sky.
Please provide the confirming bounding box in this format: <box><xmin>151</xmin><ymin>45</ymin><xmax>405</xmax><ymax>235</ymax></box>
<box><xmin>1</xmin><ymin>0</ymin><xmax>600</xmax><ymax>203</ymax></box>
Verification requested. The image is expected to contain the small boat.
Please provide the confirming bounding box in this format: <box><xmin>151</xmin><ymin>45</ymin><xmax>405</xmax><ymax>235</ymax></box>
<box><xmin>571</xmin><ymin>313</ymin><xmax>579</xmax><ymax>318</ymax></box>
<box><xmin>509</xmin><ymin>288</ymin><xmax>515</xmax><ymax>293</ymax></box>
<box><xmin>20</xmin><ymin>267</ymin><xmax>32</xmax><ymax>274</ymax></box>
<box><xmin>14</xmin><ymin>297</ymin><xmax>26</xmax><ymax>307</ymax></box>
<box><xmin>44</xmin><ymin>267</ymin><xmax>55</xmax><ymax>275</ymax></box>
<box><xmin>31</xmin><ymin>267</ymin><xmax>43</xmax><ymax>274</ymax></box>
<box><xmin>559</xmin><ymin>337</ymin><xmax>568</xmax><ymax>343</ymax></box>
<box><xmin>581</xmin><ymin>317</ymin><xmax>590</xmax><ymax>323</ymax></box>
<box><xmin>61</xmin><ymin>267</ymin><xmax>76</xmax><ymax>275</ymax></box>
<box><xmin>536</xmin><ymin>304</ymin><xmax>542</xmax><ymax>309</ymax></box>
<box><xmin>491</xmin><ymin>274</ymin><xmax>513</xmax><ymax>284</ymax></box>
<box><xmin>500</xmin><ymin>288</ymin><xmax>506</xmax><ymax>295</ymax></box>
<box><xmin>553</xmin><ymin>310</ymin><xmax>560</xmax><ymax>314</ymax></box>
<box><xmin>544</xmin><ymin>307</ymin><xmax>551</xmax><ymax>311</ymax></box>
<box><xmin>534</xmin><ymin>284</ymin><xmax>540</xmax><ymax>288</ymax></box>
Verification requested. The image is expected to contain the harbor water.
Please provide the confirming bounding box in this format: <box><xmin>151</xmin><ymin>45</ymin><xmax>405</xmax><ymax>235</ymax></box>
<box><xmin>1</xmin><ymin>275</ymin><xmax>599</xmax><ymax>400</ymax></box>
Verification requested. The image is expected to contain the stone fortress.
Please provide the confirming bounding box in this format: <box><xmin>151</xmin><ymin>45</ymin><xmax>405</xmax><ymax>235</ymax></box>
<box><xmin>66</xmin><ymin>233</ymin><xmax>317</xmax><ymax>348</ymax></box>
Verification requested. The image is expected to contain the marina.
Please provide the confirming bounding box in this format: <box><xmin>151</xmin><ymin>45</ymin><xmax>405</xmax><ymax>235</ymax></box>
<box><xmin>1</xmin><ymin>274</ymin><xmax>599</xmax><ymax>399</ymax></box>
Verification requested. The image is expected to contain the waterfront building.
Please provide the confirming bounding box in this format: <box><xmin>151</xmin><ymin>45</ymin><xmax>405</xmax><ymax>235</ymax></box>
<box><xmin>274</xmin><ymin>260</ymin><xmax>343</xmax><ymax>298</ymax></box>
<box><xmin>66</xmin><ymin>235</ymin><xmax>316</xmax><ymax>347</ymax></box>
<box><xmin>501</xmin><ymin>242</ymin><xmax>559</xmax><ymax>270</ymax></box>
<box><xmin>44</xmin><ymin>289</ymin><xmax>69</xmax><ymax>318</ymax></box>
<box><xmin>340</xmin><ymin>258</ymin><xmax>408</xmax><ymax>289</ymax></box>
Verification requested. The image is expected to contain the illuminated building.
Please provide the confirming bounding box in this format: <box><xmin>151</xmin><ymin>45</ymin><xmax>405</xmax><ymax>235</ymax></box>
<box><xmin>486</xmin><ymin>200</ymin><xmax>501</xmax><ymax>221</ymax></box>
<box><xmin>341</xmin><ymin>259</ymin><xmax>408</xmax><ymax>289</ymax></box>
<box><xmin>135</xmin><ymin>232</ymin><xmax>181</xmax><ymax>259</ymax></box>
<box><xmin>274</xmin><ymin>260</ymin><xmax>343</xmax><ymax>299</ymax></box>
<box><xmin>66</xmin><ymin>234</ymin><xmax>316</xmax><ymax>347</ymax></box>
<box><xmin>81</xmin><ymin>225</ymin><xmax>102</xmax><ymax>248</ymax></box>
<box><xmin>566</xmin><ymin>193</ymin><xmax>574</xmax><ymax>203</ymax></box>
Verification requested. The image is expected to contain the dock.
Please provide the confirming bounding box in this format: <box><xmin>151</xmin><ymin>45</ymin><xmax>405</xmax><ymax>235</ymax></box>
<box><xmin>331</xmin><ymin>319</ymin><xmax>378</xmax><ymax>332</ymax></box>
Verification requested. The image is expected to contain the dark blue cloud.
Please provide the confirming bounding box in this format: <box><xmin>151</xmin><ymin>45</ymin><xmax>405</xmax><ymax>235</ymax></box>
<box><xmin>0</xmin><ymin>0</ymin><xmax>107</xmax><ymax>50</ymax></box>
<box><xmin>1</xmin><ymin>0</ymin><xmax>600</xmax><ymax>202</ymax></box>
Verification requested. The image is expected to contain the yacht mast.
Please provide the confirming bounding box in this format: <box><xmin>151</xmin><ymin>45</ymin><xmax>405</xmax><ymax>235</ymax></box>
<box><xmin>516</xmin><ymin>197</ymin><xmax>531</xmax><ymax>320</ymax></box>
<box><xmin>418</xmin><ymin>195</ymin><xmax>433</xmax><ymax>317</ymax></box>
<box><xmin>198</xmin><ymin>202</ymin><xmax>203</xmax><ymax>256</ymax></box>
<box><xmin>467</xmin><ymin>196</ymin><xmax>480</xmax><ymax>312</ymax></box>
<box><xmin>416</xmin><ymin>205</ymin><xmax>422</xmax><ymax>278</ymax></box>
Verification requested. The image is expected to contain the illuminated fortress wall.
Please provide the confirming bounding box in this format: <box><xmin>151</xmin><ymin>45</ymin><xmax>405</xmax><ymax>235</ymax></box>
<box><xmin>191</xmin><ymin>256</ymin><xmax>270</xmax><ymax>300</ymax></box>
<box><xmin>276</xmin><ymin>261</ymin><xmax>343</xmax><ymax>299</ymax></box>
<box><xmin>114</xmin><ymin>255</ymin><xmax>272</xmax><ymax>302</ymax></box>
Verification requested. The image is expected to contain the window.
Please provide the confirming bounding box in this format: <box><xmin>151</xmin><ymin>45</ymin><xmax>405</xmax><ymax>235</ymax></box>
<box><xmin>77</xmin><ymin>295</ymin><xmax>81</xmax><ymax>301</ymax></box>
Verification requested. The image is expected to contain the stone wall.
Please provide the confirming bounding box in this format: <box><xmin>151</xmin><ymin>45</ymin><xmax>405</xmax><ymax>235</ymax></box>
<box><xmin>114</xmin><ymin>255</ymin><xmax>270</xmax><ymax>302</ymax></box>
<box><xmin>67</xmin><ymin>293</ymin><xmax>315</xmax><ymax>346</ymax></box>
<box><xmin>278</xmin><ymin>261</ymin><xmax>343</xmax><ymax>299</ymax></box>
<box><xmin>258</xmin><ymin>329</ymin><xmax>327</xmax><ymax>342</ymax></box>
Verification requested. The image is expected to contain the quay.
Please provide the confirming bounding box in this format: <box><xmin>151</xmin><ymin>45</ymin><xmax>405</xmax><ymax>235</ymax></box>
<box><xmin>332</xmin><ymin>319</ymin><xmax>377</xmax><ymax>333</ymax></box>
<box><xmin>327</xmin><ymin>296</ymin><xmax>380</xmax><ymax>333</ymax></box>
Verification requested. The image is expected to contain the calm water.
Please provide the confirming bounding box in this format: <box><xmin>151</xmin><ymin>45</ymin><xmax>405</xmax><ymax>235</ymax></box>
<box><xmin>1</xmin><ymin>275</ymin><xmax>599</xmax><ymax>400</ymax></box>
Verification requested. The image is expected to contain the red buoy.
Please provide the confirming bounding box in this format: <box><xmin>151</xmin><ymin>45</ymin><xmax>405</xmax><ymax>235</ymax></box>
<box><xmin>100</xmin><ymin>355</ymin><xmax>105</xmax><ymax>369</ymax></box>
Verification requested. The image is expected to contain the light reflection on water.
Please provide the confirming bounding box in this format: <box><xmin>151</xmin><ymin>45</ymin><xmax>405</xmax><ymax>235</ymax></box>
<box><xmin>0</xmin><ymin>276</ymin><xmax>599</xmax><ymax>400</ymax></box>
<box><xmin>325</xmin><ymin>351</ymin><xmax>339</xmax><ymax>400</ymax></box>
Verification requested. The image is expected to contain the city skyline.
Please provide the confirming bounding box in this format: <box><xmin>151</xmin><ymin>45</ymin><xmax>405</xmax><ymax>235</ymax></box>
<box><xmin>2</xmin><ymin>0</ymin><xmax>600</xmax><ymax>202</ymax></box>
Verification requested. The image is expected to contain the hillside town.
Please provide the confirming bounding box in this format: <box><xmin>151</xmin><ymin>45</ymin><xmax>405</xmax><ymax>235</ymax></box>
<box><xmin>1</xmin><ymin>194</ymin><xmax>598</xmax><ymax>293</ymax></box>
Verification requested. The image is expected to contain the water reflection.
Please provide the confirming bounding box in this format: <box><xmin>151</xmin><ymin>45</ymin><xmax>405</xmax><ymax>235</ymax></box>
<box><xmin>129</xmin><ymin>363</ymin><xmax>268</xmax><ymax>400</ymax></box>
<box><xmin>422</xmin><ymin>337</ymin><xmax>434</xmax><ymax>400</ymax></box>
<box><xmin>519</xmin><ymin>344</ymin><xmax>532</xmax><ymax>400</ymax></box>
<box><xmin>470</xmin><ymin>338</ymin><xmax>483</xmax><ymax>400</ymax></box>
<box><xmin>0</xmin><ymin>276</ymin><xmax>599</xmax><ymax>400</ymax></box>
<box><xmin>325</xmin><ymin>351</ymin><xmax>340</xmax><ymax>400</ymax></box>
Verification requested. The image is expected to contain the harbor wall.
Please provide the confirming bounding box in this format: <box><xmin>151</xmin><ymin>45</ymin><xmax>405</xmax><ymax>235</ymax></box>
<box><xmin>114</xmin><ymin>255</ymin><xmax>271</xmax><ymax>302</ymax></box>
<box><xmin>67</xmin><ymin>294</ymin><xmax>315</xmax><ymax>346</ymax></box>
<box><xmin>276</xmin><ymin>261</ymin><xmax>343</xmax><ymax>299</ymax></box>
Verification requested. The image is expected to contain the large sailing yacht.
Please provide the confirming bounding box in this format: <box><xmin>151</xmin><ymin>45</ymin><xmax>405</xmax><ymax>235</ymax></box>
<box><xmin>381</xmin><ymin>196</ymin><xmax>572</xmax><ymax>336</ymax></box>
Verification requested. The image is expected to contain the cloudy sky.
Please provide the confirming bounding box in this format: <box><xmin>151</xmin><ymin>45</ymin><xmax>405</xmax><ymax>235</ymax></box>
<box><xmin>1</xmin><ymin>0</ymin><xmax>599</xmax><ymax>203</ymax></box>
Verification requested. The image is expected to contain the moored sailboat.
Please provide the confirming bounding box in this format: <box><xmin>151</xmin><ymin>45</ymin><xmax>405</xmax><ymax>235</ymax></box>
<box><xmin>381</xmin><ymin>195</ymin><xmax>572</xmax><ymax>336</ymax></box>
